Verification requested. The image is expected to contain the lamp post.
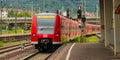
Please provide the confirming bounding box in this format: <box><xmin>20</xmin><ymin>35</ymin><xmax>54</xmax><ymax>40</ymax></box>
<box><xmin>15</xmin><ymin>0</ymin><xmax>19</xmax><ymax>34</ymax></box>
<box><xmin>78</xmin><ymin>0</ymin><xmax>80</xmax><ymax>5</ymax></box>
<box><xmin>32</xmin><ymin>1</ymin><xmax>34</xmax><ymax>16</ymax></box>
<box><xmin>0</xmin><ymin>0</ymin><xmax>3</xmax><ymax>35</ymax></box>
<box><xmin>0</xmin><ymin>8</ymin><xmax>2</xmax><ymax>35</ymax></box>
<box><xmin>14</xmin><ymin>9</ymin><xmax>18</xmax><ymax>34</ymax></box>
<box><xmin>23</xmin><ymin>7</ymin><xmax>27</xmax><ymax>33</ymax></box>
<box><xmin>39</xmin><ymin>7</ymin><xmax>40</xmax><ymax>13</ymax></box>
<box><xmin>82</xmin><ymin>0</ymin><xmax>86</xmax><ymax>16</ymax></box>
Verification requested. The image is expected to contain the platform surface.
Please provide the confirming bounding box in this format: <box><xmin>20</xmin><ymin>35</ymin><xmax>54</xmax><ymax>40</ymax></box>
<box><xmin>49</xmin><ymin>43</ymin><xmax>119</xmax><ymax>60</ymax></box>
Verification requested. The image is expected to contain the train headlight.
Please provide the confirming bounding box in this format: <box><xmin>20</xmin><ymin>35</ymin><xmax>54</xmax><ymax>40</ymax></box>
<box><xmin>32</xmin><ymin>34</ymin><xmax>36</xmax><ymax>37</ymax></box>
<box><xmin>55</xmin><ymin>34</ymin><xmax>59</xmax><ymax>37</ymax></box>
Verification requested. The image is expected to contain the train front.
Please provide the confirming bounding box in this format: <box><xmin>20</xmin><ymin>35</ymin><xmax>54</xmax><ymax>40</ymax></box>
<box><xmin>31</xmin><ymin>13</ymin><xmax>60</xmax><ymax>50</ymax></box>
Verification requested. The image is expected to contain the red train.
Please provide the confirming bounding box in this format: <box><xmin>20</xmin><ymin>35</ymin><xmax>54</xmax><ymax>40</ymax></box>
<box><xmin>86</xmin><ymin>24</ymin><xmax>100</xmax><ymax>35</ymax></box>
<box><xmin>31</xmin><ymin>12</ymin><xmax>100</xmax><ymax>50</ymax></box>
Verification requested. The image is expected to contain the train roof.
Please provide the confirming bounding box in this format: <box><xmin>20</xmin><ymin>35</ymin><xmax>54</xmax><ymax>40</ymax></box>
<box><xmin>36</xmin><ymin>12</ymin><xmax>56</xmax><ymax>16</ymax></box>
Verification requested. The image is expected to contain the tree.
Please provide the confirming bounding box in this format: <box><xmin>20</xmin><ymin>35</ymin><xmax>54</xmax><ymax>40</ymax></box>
<box><xmin>17</xmin><ymin>11</ymin><xmax>31</xmax><ymax>17</ymax></box>
<box><xmin>25</xmin><ymin>11</ymin><xmax>32</xmax><ymax>17</ymax></box>
<box><xmin>17</xmin><ymin>11</ymin><xmax>25</xmax><ymax>17</ymax></box>
<box><xmin>8</xmin><ymin>10</ymin><xmax>15</xmax><ymax>17</ymax></box>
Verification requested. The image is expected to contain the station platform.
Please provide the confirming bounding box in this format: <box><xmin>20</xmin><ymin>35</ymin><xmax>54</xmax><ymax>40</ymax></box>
<box><xmin>48</xmin><ymin>43</ymin><xmax>119</xmax><ymax>60</ymax></box>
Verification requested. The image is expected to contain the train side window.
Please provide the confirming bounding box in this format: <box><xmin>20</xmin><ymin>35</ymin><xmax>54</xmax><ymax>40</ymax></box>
<box><xmin>90</xmin><ymin>27</ymin><xmax>92</xmax><ymax>31</ymax></box>
<box><xmin>98</xmin><ymin>28</ymin><xmax>100</xmax><ymax>31</ymax></box>
<box><xmin>61</xmin><ymin>25</ymin><xmax>64</xmax><ymax>28</ymax></box>
<box><xmin>92</xmin><ymin>27</ymin><xmax>95</xmax><ymax>31</ymax></box>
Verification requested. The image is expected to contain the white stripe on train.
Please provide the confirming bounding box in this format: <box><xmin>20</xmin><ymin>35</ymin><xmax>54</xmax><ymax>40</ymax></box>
<box><xmin>31</xmin><ymin>42</ymin><xmax>61</xmax><ymax>44</ymax></box>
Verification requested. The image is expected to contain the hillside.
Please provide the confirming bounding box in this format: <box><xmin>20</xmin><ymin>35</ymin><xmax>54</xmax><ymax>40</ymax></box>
<box><xmin>0</xmin><ymin>0</ymin><xmax>99</xmax><ymax>15</ymax></box>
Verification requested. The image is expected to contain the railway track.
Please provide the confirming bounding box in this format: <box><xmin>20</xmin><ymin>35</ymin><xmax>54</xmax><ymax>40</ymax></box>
<box><xmin>0</xmin><ymin>34</ymin><xmax>30</xmax><ymax>43</ymax></box>
<box><xmin>0</xmin><ymin>42</ymin><xmax>34</xmax><ymax>60</ymax></box>
<box><xmin>21</xmin><ymin>45</ymin><xmax>61</xmax><ymax>60</ymax></box>
<box><xmin>21</xmin><ymin>51</ymin><xmax>52</xmax><ymax>60</ymax></box>
<box><xmin>0</xmin><ymin>42</ymin><xmax>31</xmax><ymax>54</ymax></box>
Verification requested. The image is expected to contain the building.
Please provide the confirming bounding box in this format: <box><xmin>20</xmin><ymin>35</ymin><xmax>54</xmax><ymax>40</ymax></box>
<box><xmin>0</xmin><ymin>8</ymin><xmax>8</xmax><ymax>18</ymax></box>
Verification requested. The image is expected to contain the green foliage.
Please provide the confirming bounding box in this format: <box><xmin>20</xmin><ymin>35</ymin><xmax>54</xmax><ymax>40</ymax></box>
<box><xmin>70</xmin><ymin>36</ymin><xmax>86</xmax><ymax>43</ymax></box>
<box><xmin>0</xmin><ymin>41</ymin><xmax>4</xmax><ymax>47</ymax></box>
<box><xmin>70</xmin><ymin>37</ymin><xmax>80</xmax><ymax>43</ymax></box>
<box><xmin>70</xmin><ymin>36</ymin><xmax>99</xmax><ymax>43</ymax></box>
<box><xmin>8</xmin><ymin>10</ymin><xmax>15</xmax><ymax>17</ymax></box>
<box><xmin>1</xmin><ymin>23</ymin><xmax>31</xmax><ymax>34</ymax></box>
<box><xmin>17</xmin><ymin>11</ymin><xmax>25</xmax><ymax>17</ymax></box>
<box><xmin>61</xmin><ymin>36</ymin><xmax>67</xmax><ymax>43</ymax></box>
<box><xmin>2</xmin><ymin>24</ymin><xmax>6</xmax><ymax>29</ymax></box>
<box><xmin>17</xmin><ymin>11</ymin><xmax>31</xmax><ymax>17</ymax></box>
<box><xmin>80</xmin><ymin>36</ymin><xmax>87</xmax><ymax>43</ymax></box>
<box><xmin>25</xmin><ymin>12</ymin><xmax>32</xmax><ymax>17</ymax></box>
<box><xmin>8</xmin><ymin>10</ymin><xmax>32</xmax><ymax>17</ymax></box>
<box><xmin>86</xmin><ymin>36</ymin><xmax>99</xmax><ymax>43</ymax></box>
<box><xmin>8</xmin><ymin>23</ymin><xmax>14</xmax><ymax>30</ymax></box>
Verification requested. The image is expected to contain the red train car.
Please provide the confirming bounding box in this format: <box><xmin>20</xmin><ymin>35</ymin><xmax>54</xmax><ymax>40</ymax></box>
<box><xmin>31</xmin><ymin>13</ymin><xmax>80</xmax><ymax>50</ymax></box>
<box><xmin>31</xmin><ymin>12</ymin><xmax>100</xmax><ymax>50</ymax></box>
<box><xmin>86</xmin><ymin>24</ymin><xmax>100</xmax><ymax>35</ymax></box>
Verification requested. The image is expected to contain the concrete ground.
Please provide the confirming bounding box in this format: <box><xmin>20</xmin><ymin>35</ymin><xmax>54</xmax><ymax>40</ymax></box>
<box><xmin>48</xmin><ymin>43</ymin><xmax>120</xmax><ymax>60</ymax></box>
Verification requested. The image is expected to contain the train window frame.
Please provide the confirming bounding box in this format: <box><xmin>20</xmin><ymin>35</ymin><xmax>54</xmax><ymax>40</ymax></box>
<box><xmin>36</xmin><ymin>15</ymin><xmax>56</xmax><ymax>34</ymax></box>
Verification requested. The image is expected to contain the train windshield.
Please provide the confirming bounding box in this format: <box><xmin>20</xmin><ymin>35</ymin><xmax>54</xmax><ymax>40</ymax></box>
<box><xmin>37</xmin><ymin>15</ymin><xmax>56</xmax><ymax>34</ymax></box>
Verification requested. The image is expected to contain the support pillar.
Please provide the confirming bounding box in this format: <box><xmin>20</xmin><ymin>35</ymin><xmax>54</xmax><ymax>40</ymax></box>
<box><xmin>99</xmin><ymin>0</ymin><xmax>105</xmax><ymax>43</ymax></box>
<box><xmin>113</xmin><ymin>0</ymin><xmax>120</xmax><ymax>56</ymax></box>
<box><xmin>104</xmin><ymin>0</ymin><xmax>113</xmax><ymax>47</ymax></box>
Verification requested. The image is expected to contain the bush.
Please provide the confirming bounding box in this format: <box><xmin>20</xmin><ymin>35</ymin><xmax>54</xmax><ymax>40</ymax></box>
<box><xmin>70</xmin><ymin>36</ymin><xmax>99</xmax><ymax>43</ymax></box>
<box><xmin>80</xmin><ymin>36</ymin><xmax>87</xmax><ymax>43</ymax></box>
<box><xmin>70</xmin><ymin>37</ymin><xmax>80</xmax><ymax>43</ymax></box>
<box><xmin>86</xmin><ymin>36</ymin><xmax>99</xmax><ymax>43</ymax></box>
<box><xmin>61</xmin><ymin>36</ymin><xmax>67</xmax><ymax>43</ymax></box>
<box><xmin>0</xmin><ymin>41</ymin><xmax>4</xmax><ymax>47</ymax></box>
